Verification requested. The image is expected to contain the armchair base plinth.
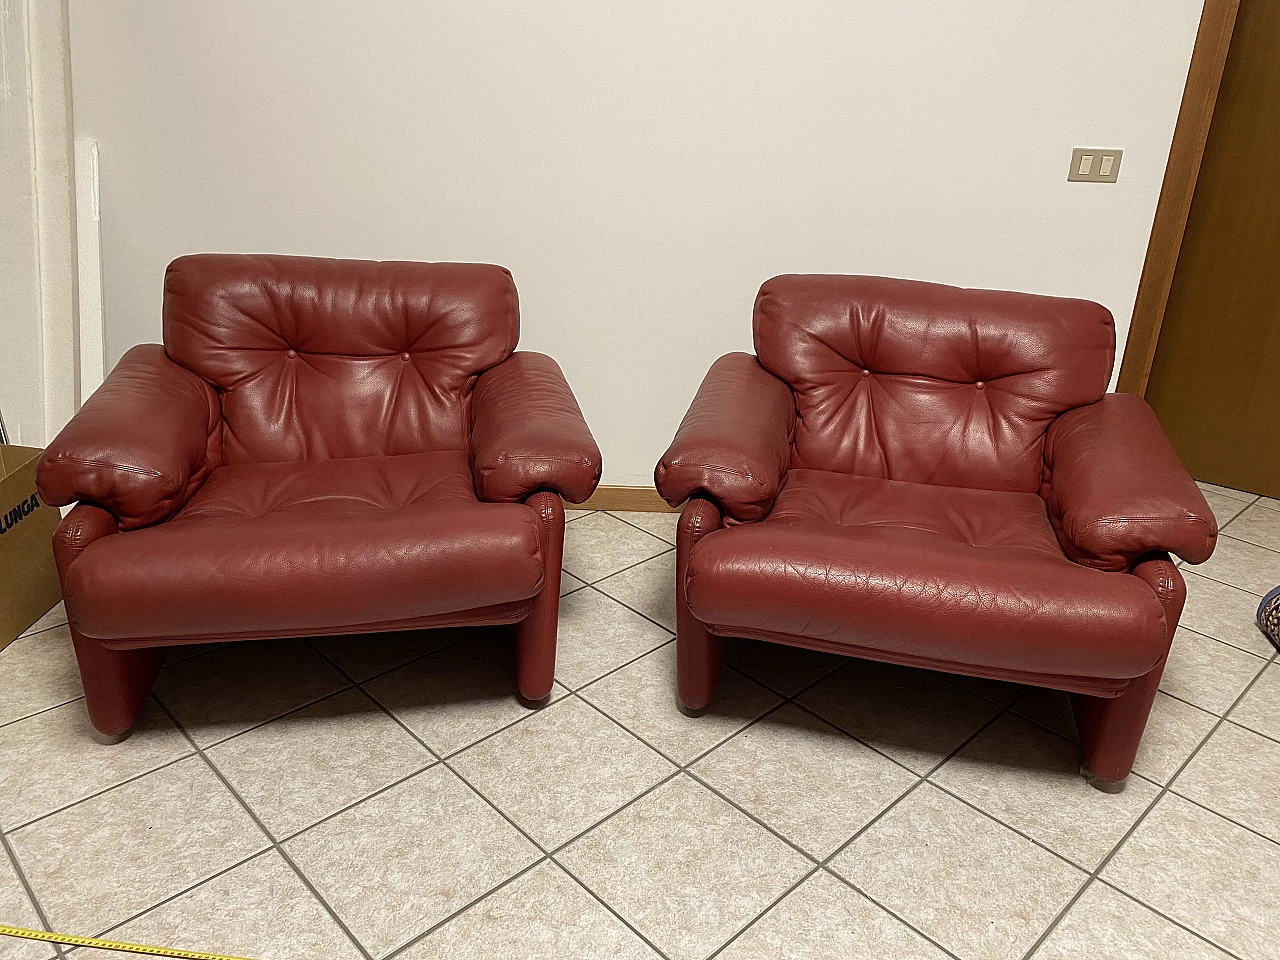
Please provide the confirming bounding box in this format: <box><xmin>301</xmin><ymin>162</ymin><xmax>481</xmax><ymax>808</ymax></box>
<box><xmin>1081</xmin><ymin>764</ymin><xmax>1128</xmax><ymax>794</ymax></box>
<box><xmin>676</xmin><ymin>630</ymin><xmax>724</xmax><ymax>713</ymax></box>
<box><xmin>677</xmin><ymin>700</ymin><xmax>711</xmax><ymax>719</ymax></box>
<box><xmin>89</xmin><ymin>729</ymin><xmax>133</xmax><ymax>746</ymax></box>
<box><xmin>1070</xmin><ymin>657</ymin><xmax>1167</xmax><ymax>785</ymax></box>
<box><xmin>675</xmin><ymin>498</ymin><xmax>726</xmax><ymax>712</ymax></box>
<box><xmin>514</xmin><ymin>491</ymin><xmax>566</xmax><ymax>704</ymax></box>
<box><xmin>70</xmin><ymin>625</ymin><xmax>166</xmax><ymax>739</ymax></box>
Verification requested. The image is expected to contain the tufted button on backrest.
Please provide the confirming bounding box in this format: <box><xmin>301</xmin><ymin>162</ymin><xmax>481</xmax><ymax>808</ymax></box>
<box><xmin>162</xmin><ymin>254</ymin><xmax>519</xmax><ymax>463</ymax></box>
<box><xmin>753</xmin><ymin>274</ymin><xmax>1115</xmax><ymax>493</ymax></box>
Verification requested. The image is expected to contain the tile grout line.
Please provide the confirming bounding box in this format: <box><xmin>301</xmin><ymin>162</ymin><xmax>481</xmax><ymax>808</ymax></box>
<box><xmin>148</xmin><ymin>698</ymin><xmax>377</xmax><ymax>960</ymax></box>
<box><xmin>920</xmin><ymin>778</ymin><xmax>1115</xmax><ymax>875</ymax></box>
<box><xmin>583</xmin><ymin>580</ymin><xmax>675</xmax><ymax>637</ymax></box>
<box><xmin>698</xmin><ymin>863</ymin><xmax>824</xmax><ymax>960</ymax></box>
<box><xmin>553</xmin><ymin>671</ymin><xmax>949</xmax><ymax>955</ymax></box>
<box><xmin>0</xmin><ymin>830</ymin><xmax>68</xmax><ymax>960</ymax></box>
<box><xmin>397</xmin><ymin>744</ymin><xmax>676</xmax><ymax>958</ymax></box>
<box><xmin>271</xmin><ymin>758</ymin><xmax>438</xmax><ymax>846</ymax></box>
<box><xmin>1157</xmin><ymin>684</ymin><xmax>1259</xmax><ymax>720</ymax></box>
<box><xmin>1176</xmin><ymin>621</ymin><xmax>1273</xmax><ymax>660</ymax></box>
<box><xmin>602</xmin><ymin>510</ymin><xmax>678</xmax><ymax>547</ymax></box>
<box><xmin>819</xmin><ymin>702</ymin><xmax>1015</xmax><ymax>869</ymax></box>
<box><xmin>86</xmin><ymin>848</ymin><xmax>283</xmax><ymax>948</ymax></box>
<box><xmin>545</xmin><ymin>860</ymin><xmax>677</xmax><ymax>960</ymax></box>
<box><xmin>1091</xmin><ymin>876</ymin><xmax>1248</xmax><ymax>960</ymax></box>
<box><xmin>1214</xmin><ymin>712</ymin><xmax>1280</xmax><ymax>749</ymax></box>
<box><xmin>708</xmin><ymin>699</ymin><xmax>1021</xmax><ymax>960</ymax></box>
<box><xmin>0</xmin><ymin>695</ymin><xmax>85</xmax><ymax>734</ymax></box>
<box><xmin>1181</xmin><ymin>565</ymin><xmax>1271</xmax><ymax>598</ymax></box>
<box><xmin>12</xmin><ymin>617</ymin><xmax>70</xmax><ymax>644</ymax></box>
<box><xmin>11</xmin><ymin>542</ymin><xmax>1271</xmax><ymax>958</ymax></box>
<box><xmin>1015</xmin><ymin>644</ymin><xmax>1280</xmax><ymax>960</ymax></box>
<box><xmin>314</xmin><ymin>639</ymin><xmax>680</xmax><ymax>960</ymax></box>
<box><xmin>556</xmin><ymin>688</ymin><xmax>901</xmax><ymax>956</ymax></box>
<box><xmin>377</xmin><ymin>859</ymin><xmax>554</xmax><ymax>960</ymax></box>
<box><xmin>1195</xmin><ymin>527</ymin><xmax>1280</xmax><ymax>557</ymax></box>
<box><xmin>704</xmin><ymin>689</ymin><xmax>1022</xmax><ymax>960</ymax></box>
<box><xmin>560</xmin><ymin>635</ymin><xmax>675</xmax><ymax>698</ymax></box>
<box><xmin>2</xmin><ymin>747</ymin><xmax>197</xmax><ymax>836</ymax></box>
<box><xmin>1161</xmin><ymin>787</ymin><xmax>1280</xmax><ymax>849</ymax></box>
<box><xmin>306</xmin><ymin>625</ymin><xmax>476</xmax><ymax>690</ymax></box>
<box><xmin>819</xmin><ymin>872</ymin><xmax>969</xmax><ymax>960</ymax></box>
<box><xmin>564</xmin><ymin>539</ymin><xmax>672</xmax><ymax>590</ymax></box>
<box><xmin>569</xmin><ymin>545</ymin><xmax>674</xmax><ymax>588</ymax></box>
<box><xmin>158</xmin><ymin>643</ymin><xmax>226</xmax><ymax>673</ymax></box>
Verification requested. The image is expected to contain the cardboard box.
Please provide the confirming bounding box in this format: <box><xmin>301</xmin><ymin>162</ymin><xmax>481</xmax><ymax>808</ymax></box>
<box><xmin>0</xmin><ymin>445</ymin><xmax>63</xmax><ymax>651</ymax></box>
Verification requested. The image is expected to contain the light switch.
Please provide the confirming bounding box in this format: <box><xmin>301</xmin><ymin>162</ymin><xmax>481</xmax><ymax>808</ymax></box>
<box><xmin>1068</xmin><ymin>148</ymin><xmax>1122</xmax><ymax>183</ymax></box>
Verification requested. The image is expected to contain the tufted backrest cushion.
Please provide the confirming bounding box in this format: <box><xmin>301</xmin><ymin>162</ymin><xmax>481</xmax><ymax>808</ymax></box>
<box><xmin>754</xmin><ymin>275</ymin><xmax>1115</xmax><ymax>493</ymax></box>
<box><xmin>163</xmin><ymin>254</ymin><xmax>519</xmax><ymax>463</ymax></box>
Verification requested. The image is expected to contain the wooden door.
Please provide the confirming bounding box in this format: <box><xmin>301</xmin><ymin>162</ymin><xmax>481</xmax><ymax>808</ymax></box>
<box><xmin>1144</xmin><ymin>0</ymin><xmax>1280</xmax><ymax>497</ymax></box>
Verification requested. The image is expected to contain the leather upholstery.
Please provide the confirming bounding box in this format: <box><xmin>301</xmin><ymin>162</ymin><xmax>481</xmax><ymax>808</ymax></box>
<box><xmin>660</xmin><ymin>273</ymin><xmax>1215</xmax><ymax>783</ymax></box>
<box><xmin>654</xmin><ymin>353</ymin><xmax>796</xmax><ymax>523</ymax></box>
<box><xmin>686</xmin><ymin>470</ymin><xmax>1168</xmax><ymax>679</ymax></box>
<box><xmin>64</xmin><ymin>451</ymin><xmax>545</xmax><ymax>641</ymax></box>
<box><xmin>51</xmin><ymin>504</ymin><xmax>166</xmax><ymax>736</ymax></box>
<box><xmin>163</xmin><ymin>255</ymin><xmax>519</xmax><ymax>463</ymax></box>
<box><xmin>754</xmin><ymin>275</ymin><xmax>1114</xmax><ymax>493</ymax></box>
<box><xmin>471</xmin><ymin>352</ymin><xmax>603</xmax><ymax>504</ymax></box>
<box><xmin>36</xmin><ymin>345</ymin><xmax>221</xmax><ymax>530</ymax></box>
<box><xmin>37</xmin><ymin>254</ymin><xmax>600</xmax><ymax>735</ymax></box>
<box><xmin>1042</xmin><ymin>392</ymin><xmax>1217</xmax><ymax>570</ymax></box>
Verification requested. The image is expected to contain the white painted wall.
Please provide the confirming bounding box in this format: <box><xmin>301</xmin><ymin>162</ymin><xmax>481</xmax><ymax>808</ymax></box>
<box><xmin>0</xmin><ymin>0</ymin><xmax>42</xmax><ymax>445</ymax></box>
<box><xmin>1</xmin><ymin>0</ymin><xmax>79</xmax><ymax>448</ymax></box>
<box><xmin>68</xmin><ymin>1</ymin><xmax>1203</xmax><ymax>485</ymax></box>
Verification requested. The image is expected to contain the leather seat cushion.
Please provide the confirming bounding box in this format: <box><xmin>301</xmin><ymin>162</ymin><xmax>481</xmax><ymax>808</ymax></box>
<box><xmin>64</xmin><ymin>450</ymin><xmax>545</xmax><ymax>640</ymax></box>
<box><xmin>686</xmin><ymin>469</ymin><xmax>1169</xmax><ymax>680</ymax></box>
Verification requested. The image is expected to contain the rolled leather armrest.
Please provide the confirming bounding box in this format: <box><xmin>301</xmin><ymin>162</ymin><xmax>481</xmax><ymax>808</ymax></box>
<box><xmin>37</xmin><ymin>344</ymin><xmax>221</xmax><ymax>530</ymax></box>
<box><xmin>655</xmin><ymin>352</ymin><xmax>796</xmax><ymax>523</ymax></box>
<box><xmin>470</xmin><ymin>352</ymin><xmax>602</xmax><ymax>504</ymax></box>
<box><xmin>1041</xmin><ymin>392</ymin><xmax>1216</xmax><ymax>572</ymax></box>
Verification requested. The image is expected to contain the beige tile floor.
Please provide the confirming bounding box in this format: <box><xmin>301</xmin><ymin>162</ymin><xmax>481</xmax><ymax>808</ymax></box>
<box><xmin>0</xmin><ymin>492</ymin><xmax>1276</xmax><ymax>960</ymax></box>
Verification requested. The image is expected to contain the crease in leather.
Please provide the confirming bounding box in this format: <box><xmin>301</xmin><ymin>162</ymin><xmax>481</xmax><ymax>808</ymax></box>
<box><xmin>164</xmin><ymin>255</ymin><xmax>520</xmax><ymax>463</ymax></box>
<box><xmin>665</xmin><ymin>274</ymin><xmax>1204</xmax><ymax>702</ymax></box>
<box><xmin>65</xmin><ymin>450</ymin><xmax>548</xmax><ymax>641</ymax></box>
<box><xmin>44</xmin><ymin>455</ymin><xmax>170</xmax><ymax>482</ymax></box>
<box><xmin>36</xmin><ymin>344</ymin><xmax>222</xmax><ymax>529</ymax></box>
<box><xmin>469</xmin><ymin>351</ymin><xmax>602</xmax><ymax>504</ymax></box>
<box><xmin>754</xmin><ymin>274</ymin><xmax>1115</xmax><ymax>493</ymax></box>
<box><xmin>40</xmin><ymin>256</ymin><xmax>600</xmax><ymax>644</ymax></box>
<box><xmin>655</xmin><ymin>352</ymin><xmax>795</xmax><ymax>521</ymax></box>
<box><xmin>1042</xmin><ymin>393</ymin><xmax>1217</xmax><ymax>570</ymax></box>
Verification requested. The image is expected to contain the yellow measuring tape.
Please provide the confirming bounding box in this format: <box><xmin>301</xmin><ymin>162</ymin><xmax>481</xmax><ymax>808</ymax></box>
<box><xmin>0</xmin><ymin>923</ymin><xmax>255</xmax><ymax>959</ymax></box>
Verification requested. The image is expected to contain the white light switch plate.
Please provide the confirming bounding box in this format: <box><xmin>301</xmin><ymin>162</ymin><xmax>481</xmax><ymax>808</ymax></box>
<box><xmin>1068</xmin><ymin>147</ymin><xmax>1122</xmax><ymax>183</ymax></box>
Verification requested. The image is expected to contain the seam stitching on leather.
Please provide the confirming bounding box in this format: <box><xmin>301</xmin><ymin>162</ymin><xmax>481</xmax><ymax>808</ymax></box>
<box><xmin>1086</xmin><ymin>516</ymin><xmax>1211</xmax><ymax>526</ymax></box>
<box><xmin>669</xmin><ymin>460</ymin><xmax>768</xmax><ymax>489</ymax></box>
<box><xmin>48</xmin><ymin>454</ymin><xmax>171</xmax><ymax>483</ymax></box>
<box><xmin>494</xmin><ymin>454</ymin><xmax>593</xmax><ymax>466</ymax></box>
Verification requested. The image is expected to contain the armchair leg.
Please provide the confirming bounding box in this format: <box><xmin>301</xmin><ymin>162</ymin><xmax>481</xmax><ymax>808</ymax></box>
<box><xmin>69</xmin><ymin>624</ymin><xmax>166</xmax><ymax>739</ymax></box>
<box><xmin>1072</xmin><ymin>553</ymin><xmax>1187</xmax><ymax>790</ymax></box>
<box><xmin>675</xmin><ymin>498</ymin><xmax>725</xmax><ymax>712</ymax></box>
<box><xmin>516</xmin><ymin>491</ymin><xmax>565</xmax><ymax>704</ymax></box>
<box><xmin>1071</xmin><ymin>658</ymin><xmax>1165</xmax><ymax>790</ymax></box>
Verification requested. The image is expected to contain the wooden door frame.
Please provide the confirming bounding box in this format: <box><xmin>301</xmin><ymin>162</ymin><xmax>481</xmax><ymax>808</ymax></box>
<box><xmin>1116</xmin><ymin>0</ymin><xmax>1241</xmax><ymax>396</ymax></box>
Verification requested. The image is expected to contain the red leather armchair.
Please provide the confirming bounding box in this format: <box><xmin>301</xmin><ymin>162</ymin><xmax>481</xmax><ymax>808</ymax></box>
<box><xmin>656</xmin><ymin>275</ymin><xmax>1216</xmax><ymax>790</ymax></box>
<box><xmin>38</xmin><ymin>255</ymin><xmax>601</xmax><ymax>738</ymax></box>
